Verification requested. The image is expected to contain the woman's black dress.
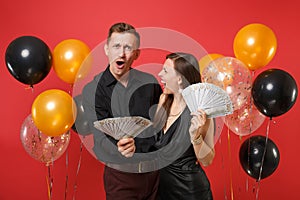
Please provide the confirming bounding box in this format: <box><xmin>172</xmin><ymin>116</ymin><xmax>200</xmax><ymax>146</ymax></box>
<box><xmin>155</xmin><ymin>110</ymin><xmax>213</xmax><ymax>200</ymax></box>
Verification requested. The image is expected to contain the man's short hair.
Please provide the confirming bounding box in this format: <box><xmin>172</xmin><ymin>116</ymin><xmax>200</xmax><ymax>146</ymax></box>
<box><xmin>107</xmin><ymin>22</ymin><xmax>140</xmax><ymax>48</ymax></box>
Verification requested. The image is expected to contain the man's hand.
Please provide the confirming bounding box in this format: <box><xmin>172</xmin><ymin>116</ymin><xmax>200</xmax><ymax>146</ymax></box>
<box><xmin>117</xmin><ymin>138</ymin><xmax>136</xmax><ymax>158</ymax></box>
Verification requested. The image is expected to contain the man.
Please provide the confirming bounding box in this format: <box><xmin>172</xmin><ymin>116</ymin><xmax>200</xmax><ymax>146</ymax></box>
<box><xmin>82</xmin><ymin>22</ymin><xmax>162</xmax><ymax>200</ymax></box>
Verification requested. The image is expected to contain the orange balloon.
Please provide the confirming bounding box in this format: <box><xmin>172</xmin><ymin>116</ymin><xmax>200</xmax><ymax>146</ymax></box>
<box><xmin>233</xmin><ymin>23</ymin><xmax>277</xmax><ymax>70</ymax></box>
<box><xmin>53</xmin><ymin>39</ymin><xmax>91</xmax><ymax>84</ymax></box>
<box><xmin>198</xmin><ymin>53</ymin><xmax>223</xmax><ymax>74</ymax></box>
<box><xmin>31</xmin><ymin>89</ymin><xmax>77</xmax><ymax>137</ymax></box>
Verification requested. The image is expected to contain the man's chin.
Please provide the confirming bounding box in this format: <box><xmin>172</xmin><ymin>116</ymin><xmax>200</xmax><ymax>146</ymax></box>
<box><xmin>111</xmin><ymin>67</ymin><xmax>130</xmax><ymax>78</ymax></box>
<box><xmin>116</xmin><ymin>64</ymin><xmax>125</xmax><ymax>69</ymax></box>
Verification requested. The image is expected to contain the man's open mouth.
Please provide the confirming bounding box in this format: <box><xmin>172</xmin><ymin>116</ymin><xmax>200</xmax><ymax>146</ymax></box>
<box><xmin>116</xmin><ymin>61</ymin><xmax>125</xmax><ymax>66</ymax></box>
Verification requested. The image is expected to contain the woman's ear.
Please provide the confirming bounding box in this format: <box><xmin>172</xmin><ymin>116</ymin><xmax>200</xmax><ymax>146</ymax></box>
<box><xmin>177</xmin><ymin>76</ymin><xmax>184</xmax><ymax>93</ymax></box>
<box><xmin>178</xmin><ymin>76</ymin><xmax>183</xmax><ymax>85</ymax></box>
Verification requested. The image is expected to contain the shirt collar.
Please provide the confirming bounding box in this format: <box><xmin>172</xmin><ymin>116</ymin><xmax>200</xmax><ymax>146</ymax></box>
<box><xmin>102</xmin><ymin>66</ymin><xmax>117</xmax><ymax>87</ymax></box>
<box><xmin>102</xmin><ymin>65</ymin><xmax>142</xmax><ymax>87</ymax></box>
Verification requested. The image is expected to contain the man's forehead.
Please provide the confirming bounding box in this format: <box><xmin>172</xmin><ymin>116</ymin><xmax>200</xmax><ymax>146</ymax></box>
<box><xmin>109</xmin><ymin>32</ymin><xmax>136</xmax><ymax>44</ymax></box>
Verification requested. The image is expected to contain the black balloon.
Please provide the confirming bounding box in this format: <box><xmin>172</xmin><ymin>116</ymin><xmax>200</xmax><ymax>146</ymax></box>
<box><xmin>239</xmin><ymin>135</ymin><xmax>280</xmax><ymax>180</ymax></box>
<box><xmin>72</xmin><ymin>95</ymin><xmax>91</xmax><ymax>135</ymax></box>
<box><xmin>251</xmin><ymin>68</ymin><xmax>298</xmax><ymax>118</ymax></box>
<box><xmin>5</xmin><ymin>36</ymin><xmax>52</xmax><ymax>86</ymax></box>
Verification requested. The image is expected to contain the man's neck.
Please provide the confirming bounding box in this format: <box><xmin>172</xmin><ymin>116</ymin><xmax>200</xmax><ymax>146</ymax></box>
<box><xmin>117</xmin><ymin>71</ymin><xmax>130</xmax><ymax>87</ymax></box>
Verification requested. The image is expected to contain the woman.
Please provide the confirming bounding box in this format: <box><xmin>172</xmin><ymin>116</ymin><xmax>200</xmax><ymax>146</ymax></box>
<box><xmin>153</xmin><ymin>52</ymin><xmax>215</xmax><ymax>199</ymax></box>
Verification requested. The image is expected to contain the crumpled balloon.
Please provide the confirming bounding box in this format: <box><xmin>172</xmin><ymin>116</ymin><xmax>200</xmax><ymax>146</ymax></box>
<box><xmin>72</xmin><ymin>95</ymin><xmax>90</xmax><ymax>135</ymax></box>
<box><xmin>20</xmin><ymin>114</ymin><xmax>70</xmax><ymax>165</ymax></box>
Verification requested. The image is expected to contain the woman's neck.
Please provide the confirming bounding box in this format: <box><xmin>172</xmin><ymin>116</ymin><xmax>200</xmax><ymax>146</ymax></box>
<box><xmin>170</xmin><ymin>93</ymin><xmax>186</xmax><ymax>116</ymax></box>
<box><xmin>173</xmin><ymin>93</ymin><xmax>185</xmax><ymax>105</ymax></box>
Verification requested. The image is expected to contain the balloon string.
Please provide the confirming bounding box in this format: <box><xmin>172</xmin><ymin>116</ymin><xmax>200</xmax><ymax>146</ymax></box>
<box><xmin>237</xmin><ymin>136</ymin><xmax>247</xmax><ymax>197</ymax></box>
<box><xmin>249</xmin><ymin>98</ymin><xmax>253</xmax><ymax>135</ymax></box>
<box><xmin>255</xmin><ymin>182</ymin><xmax>261</xmax><ymax>200</ymax></box>
<box><xmin>258</xmin><ymin>118</ymin><xmax>271</xmax><ymax>181</ymax></box>
<box><xmin>64</xmin><ymin>151</ymin><xmax>69</xmax><ymax>200</ymax></box>
<box><xmin>256</xmin><ymin>118</ymin><xmax>271</xmax><ymax>199</ymax></box>
<box><xmin>69</xmin><ymin>84</ymin><xmax>73</xmax><ymax>94</ymax></box>
<box><xmin>72</xmin><ymin>141</ymin><xmax>83</xmax><ymax>200</ymax></box>
<box><xmin>227</xmin><ymin>128</ymin><xmax>234</xmax><ymax>200</ymax></box>
<box><xmin>25</xmin><ymin>85</ymin><xmax>34</xmax><ymax>93</ymax></box>
<box><xmin>249</xmin><ymin>69</ymin><xmax>255</xmax><ymax>136</ymax></box>
<box><xmin>251</xmin><ymin>71</ymin><xmax>256</xmax><ymax>81</ymax></box>
<box><xmin>45</xmin><ymin>173</ymin><xmax>50</xmax><ymax>200</ymax></box>
<box><xmin>247</xmin><ymin>136</ymin><xmax>251</xmax><ymax>194</ymax></box>
<box><xmin>246</xmin><ymin>177</ymin><xmax>248</xmax><ymax>192</ymax></box>
<box><xmin>46</xmin><ymin>164</ymin><xmax>53</xmax><ymax>200</ymax></box>
<box><xmin>219</xmin><ymin>134</ymin><xmax>228</xmax><ymax>200</ymax></box>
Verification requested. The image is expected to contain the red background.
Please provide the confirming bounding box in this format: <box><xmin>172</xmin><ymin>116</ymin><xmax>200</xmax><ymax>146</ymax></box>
<box><xmin>1</xmin><ymin>0</ymin><xmax>300</xmax><ymax>199</ymax></box>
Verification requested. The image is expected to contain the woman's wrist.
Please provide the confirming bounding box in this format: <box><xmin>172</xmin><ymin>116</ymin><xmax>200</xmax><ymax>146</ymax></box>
<box><xmin>191</xmin><ymin>134</ymin><xmax>203</xmax><ymax>145</ymax></box>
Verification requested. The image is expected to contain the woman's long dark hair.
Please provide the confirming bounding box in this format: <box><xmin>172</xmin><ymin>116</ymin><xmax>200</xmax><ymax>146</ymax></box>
<box><xmin>154</xmin><ymin>52</ymin><xmax>201</xmax><ymax>130</ymax></box>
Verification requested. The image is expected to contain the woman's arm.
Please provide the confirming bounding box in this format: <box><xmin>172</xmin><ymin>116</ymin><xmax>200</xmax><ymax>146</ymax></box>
<box><xmin>189</xmin><ymin>109</ymin><xmax>215</xmax><ymax>166</ymax></box>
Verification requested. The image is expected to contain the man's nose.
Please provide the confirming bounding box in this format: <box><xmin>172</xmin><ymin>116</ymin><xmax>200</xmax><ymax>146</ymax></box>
<box><xmin>118</xmin><ymin>48</ymin><xmax>126</xmax><ymax>57</ymax></box>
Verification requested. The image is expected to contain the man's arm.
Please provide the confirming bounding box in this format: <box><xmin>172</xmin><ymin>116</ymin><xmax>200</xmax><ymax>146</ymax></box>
<box><xmin>82</xmin><ymin>75</ymin><xmax>135</xmax><ymax>163</ymax></box>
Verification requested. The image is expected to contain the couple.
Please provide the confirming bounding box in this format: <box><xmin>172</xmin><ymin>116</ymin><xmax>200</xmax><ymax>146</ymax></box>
<box><xmin>82</xmin><ymin>22</ymin><xmax>215</xmax><ymax>200</ymax></box>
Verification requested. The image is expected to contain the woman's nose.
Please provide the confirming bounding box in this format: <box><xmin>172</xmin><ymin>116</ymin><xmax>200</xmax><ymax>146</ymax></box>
<box><xmin>158</xmin><ymin>70</ymin><xmax>163</xmax><ymax>77</ymax></box>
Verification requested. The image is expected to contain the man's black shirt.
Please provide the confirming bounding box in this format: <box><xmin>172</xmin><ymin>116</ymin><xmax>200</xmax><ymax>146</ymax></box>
<box><xmin>82</xmin><ymin>66</ymin><xmax>162</xmax><ymax>163</ymax></box>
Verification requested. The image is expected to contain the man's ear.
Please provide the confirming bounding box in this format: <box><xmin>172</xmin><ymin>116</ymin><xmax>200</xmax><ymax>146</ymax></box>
<box><xmin>133</xmin><ymin>49</ymin><xmax>140</xmax><ymax>60</ymax></box>
<box><xmin>104</xmin><ymin>44</ymin><xmax>109</xmax><ymax>56</ymax></box>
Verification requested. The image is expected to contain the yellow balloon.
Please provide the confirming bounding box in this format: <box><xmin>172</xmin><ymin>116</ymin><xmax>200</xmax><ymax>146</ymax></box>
<box><xmin>53</xmin><ymin>39</ymin><xmax>91</xmax><ymax>84</ymax></box>
<box><xmin>31</xmin><ymin>89</ymin><xmax>77</xmax><ymax>137</ymax></box>
<box><xmin>233</xmin><ymin>23</ymin><xmax>277</xmax><ymax>70</ymax></box>
<box><xmin>198</xmin><ymin>53</ymin><xmax>223</xmax><ymax>74</ymax></box>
